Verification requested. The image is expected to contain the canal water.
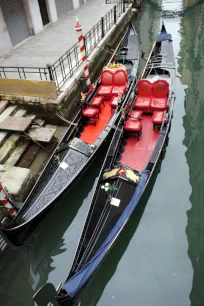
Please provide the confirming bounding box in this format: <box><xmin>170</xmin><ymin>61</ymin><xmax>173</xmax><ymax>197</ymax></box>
<box><xmin>0</xmin><ymin>0</ymin><xmax>204</xmax><ymax>305</ymax></box>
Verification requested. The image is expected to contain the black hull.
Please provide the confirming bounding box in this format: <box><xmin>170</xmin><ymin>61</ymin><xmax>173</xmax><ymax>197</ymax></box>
<box><xmin>1</xmin><ymin>132</ymin><xmax>112</xmax><ymax>247</ymax></box>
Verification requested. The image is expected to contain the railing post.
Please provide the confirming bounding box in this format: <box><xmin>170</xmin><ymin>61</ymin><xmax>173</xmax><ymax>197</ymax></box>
<box><xmin>123</xmin><ymin>0</ymin><xmax>125</xmax><ymax>13</ymax></box>
<box><xmin>101</xmin><ymin>17</ymin><xmax>104</xmax><ymax>38</ymax></box>
<box><xmin>114</xmin><ymin>5</ymin><xmax>117</xmax><ymax>24</ymax></box>
<box><xmin>46</xmin><ymin>64</ymin><xmax>54</xmax><ymax>81</ymax></box>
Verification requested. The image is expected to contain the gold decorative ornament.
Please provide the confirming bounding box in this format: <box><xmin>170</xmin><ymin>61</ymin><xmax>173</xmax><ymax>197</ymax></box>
<box><xmin>126</xmin><ymin>170</ymin><xmax>140</xmax><ymax>183</ymax></box>
<box><xmin>103</xmin><ymin>168</ymin><xmax>120</xmax><ymax>179</ymax></box>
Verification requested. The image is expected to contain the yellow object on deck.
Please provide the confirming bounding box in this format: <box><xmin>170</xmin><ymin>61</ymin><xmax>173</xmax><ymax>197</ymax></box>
<box><xmin>0</xmin><ymin>79</ymin><xmax>57</xmax><ymax>99</ymax></box>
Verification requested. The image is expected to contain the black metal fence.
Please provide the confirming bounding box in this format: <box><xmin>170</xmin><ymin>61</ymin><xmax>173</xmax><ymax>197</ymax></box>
<box><xmin>0</xmin><ymin>2</ymin><xmax>130</xmax><ymax>93</ymax></box>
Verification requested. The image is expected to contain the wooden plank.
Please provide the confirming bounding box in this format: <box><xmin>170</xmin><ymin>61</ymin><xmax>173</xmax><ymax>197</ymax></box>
<box><xmin>0</xmin><ymin>106</ymin><xmax>17</xmax><ymax>123</ymax></box>
<box><xmin>5</xmin><ymin>139</ymin><xmax>30</xmax><ymax>166</ymax></box>
<box><xmin>18</xmin><ymin>144</ymin><xmax>40</xmax><ymax>168</ymax></box>
<box><xmin>0</xmin><ymin>101</ymin><xmax>8</xmax><ymax>114</ymax></box>
<box><xmin>26</xmin><ymin>114</ymin><xmax>36</xmax><ymax>120</ymax></box>
<box><xmin>0</xmin><ymin>116</ymin><xmax>33</xmax><ymax>132</ymax></box>
<box><xmin>28</xmin><ymin>127</ymin><xmax>56</xmax><ymax>143</ymax></box>
<box><xmin>0</xmin><ymin>133</ymin><xmax>20</xmax><ymax>163</ymax></box>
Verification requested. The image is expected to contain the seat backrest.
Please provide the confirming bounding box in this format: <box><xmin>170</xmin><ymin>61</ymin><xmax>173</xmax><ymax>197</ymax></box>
<box><xmin>152</xmin><ymin>80</ymin><xmax>169</xmax><ymax>97</ymax></box>
<box><xmin>137</xmin><ymin>79</ymin><xmax>153</xmax><ymax>96</ymax></box>
<box><xmin>100</xmin><ymin>70</ymin><xmax>114</xmax><ymax>86</ymax></box>
<box><xmin>114</xmin><ymin>69</ymin><xmax>128</xmax><ymax>86</ymax></box>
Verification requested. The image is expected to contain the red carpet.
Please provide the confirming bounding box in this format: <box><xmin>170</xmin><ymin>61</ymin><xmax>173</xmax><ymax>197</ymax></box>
<box><xmin>121</xmin><ymin>115</ymin><xmax>159</xmax><ymax>171</ymax></box>
<box><xmin>80</xmin><ymin>101</ymin><xmax>112</xmax><ymax>144</ymax></box>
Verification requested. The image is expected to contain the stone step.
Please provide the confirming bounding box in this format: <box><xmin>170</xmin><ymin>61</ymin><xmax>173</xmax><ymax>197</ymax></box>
<box><xmin>0</xmin><ymin>100</ymin><xmax>8</xmax><ymax>115</ymax></box>
<box><xmin>0</xmin><ymin>105</ymin><xmax>17</xmax><ymax>123</ymax></box>
<box><xmin>0</xmin><ymin>133</ymin><xmax>21</xmax><ymax>164</ymax></box>
<box><xmin>0</xmin><ymin>108</ymin><xmax>27</xmax><ymax>146</ymax></box>
<box><xmin>5</xmin><ymin>139</ymin><xmax>30</xmax><ymax>166</ymax></box>
<box><xmin>0</xmin><ymin>164</ymin><xmax>31</xmax><ymax>198</ymax></box>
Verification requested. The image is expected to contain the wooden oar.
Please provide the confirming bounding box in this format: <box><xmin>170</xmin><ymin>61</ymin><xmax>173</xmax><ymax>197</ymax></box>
<box><xmin>107</xmin><ymin>26</ymin><xmax>129</xmax><ymax>65</ymax></box>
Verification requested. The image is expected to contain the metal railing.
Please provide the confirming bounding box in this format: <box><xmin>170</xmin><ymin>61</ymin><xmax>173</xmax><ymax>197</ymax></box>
<box><xmin>0</xmin><ymin>2</ymin><xmax>130</xmax><ymax>93</ymax></box>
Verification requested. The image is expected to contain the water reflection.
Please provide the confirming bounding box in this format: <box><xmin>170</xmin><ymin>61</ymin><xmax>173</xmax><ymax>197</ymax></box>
<box><xmin>179</xmin><ymin>1</ymin><xmax>204</xmax><ymax>305</ymax></box>
<box><xmin>0</xmin><ymin>147</ymin><xmax>107</xmax><ymax>306</ymax></box>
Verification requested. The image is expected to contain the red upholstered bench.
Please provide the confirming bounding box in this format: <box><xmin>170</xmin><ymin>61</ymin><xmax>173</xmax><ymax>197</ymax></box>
<box><xmin>97</xmin><ymin>68</ymin><xmax>128</xmax><ymax>100</ymax></box>
<box><xmin>124</xmin><ymin>119</ymin><xmax>142</xmax><ymax>139</ymax></box>
<box><xmin>133</xmin><ymin>79</ymin><xmax>153</xmax><ymax>113</ymax></box>
<box><xmin>150</xmin><ymin>79</ymin><xmax>169</xmax><ymax>112</ymax></box>
<box><xmin>152</xmin><ymin>111</ymin><xmax>165</xmax><ymax>129</ymax></box>
<box><xmin>82</xmin><ymin>107</ymin><xmax>99</xmax><ymax>125</ymax></box>
<box><xmin>90</xmin><ymin>96</ymin><xmax>105</xmax><ymax>112</ymax></box>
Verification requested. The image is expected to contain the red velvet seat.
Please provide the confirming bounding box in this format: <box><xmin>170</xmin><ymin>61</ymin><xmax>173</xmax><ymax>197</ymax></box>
<box><xmin>152</xmin><ymin>80</ymin><xmax>169</xmax><ymax>97</ymax></box>
<box><xmin>82</xmin><ymin>107</ymin><xmax>99</xmax><ymax>125</ymax></box>
<box><xmin>90</xmin><ymin>96</ymin><xmax>105</xmax><ymax>112</ymax></box>
<box><xmin>152</xmin><ymin>111</ymin><xmax>165</xmax><ymax>129</ymax></box>
<box><xmin>150</xmin><ymin>97</ymin><xmax>168</xmax><ymax>111</ymax></box>
<box><xmin>110</xmin><ymin>96</ymin><xmax>119</xmax><ymax>109</ymax></box>
<box><xmin>97</xmin><ymin>70</ymin><xmax>113</xmax><ymax>99</ymax></box>
<box><xmin>137</xmin><ymin>79</ymin><xmax>153</xmax><ymax>96</ymax></box>
<box><xmin>112</xmin><ymin>69</ymin><xmax>128</xmax><ymax>95</ymax></box>
<box><xmin>124</xmin><ymin>119</ymin><xmax>142</xmax><ymax>139</ymax></box>
<box><xmin>129</xmin><ymin>110</ymin><xmax>143</xmax><ymax>119</ymax></box>
<box><xmin>97</xmin><ymin>85</ymin><xmax>113</xmax><ymax>98</ymax></box>
<box><xmin>112</xmin><ymin>85</ymin><xmax>127</xmax><ymax>95</ymax></box>
<box><xmin>134</xmin><ymin>96</ymin><xmax>151</xmax><ymax>112</ymax></box>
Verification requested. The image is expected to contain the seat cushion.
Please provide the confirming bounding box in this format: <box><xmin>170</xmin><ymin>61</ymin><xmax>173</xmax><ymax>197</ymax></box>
<box><xmin>124</xmin><ymin>119</ymin><xmax>142</xmax><ymax>132</ymax></box>
<box><xmin>90</xmin><ymin>96</ymin><xmax>104</xmax><ymax>107</ymax></box>
<box><xmin>82</xmin><ymin>108</ymin><xmax>99</xmax><ymax>117</ymax></box>
<box><xmin>137</xmin><ymin>79</ymin><xmax>153</xmax><ymax>96</ymax></box>
<box><xmin>129</xmin><ymin>110</ymin><xmax>143</xmax><ymax>119</ymax></box>
<box><xmin>114</xmin><ymin>69</ymin><xmax>128</xmax><ymax>86</ymax></box>
<box><xmin>134</xmin><ymin>96</ymin><xmax>151</xmax><ymax>112</ymax></box>
<box><xmin>101</xmin><ymin>70</ymin><xmax>114</xmax><ymax>86</ymax></box>
<box><xmin>97</xmin><ymin>86</ymin><xmax>113</xmax><ymax>97</ymax></box>
<box><xmin>111</xmin><ymin>96</ymin><xmax>118</xmax><ymax>108</ymax></box>
<box><xmin>152</xmin><ymin>80</ymin><xmax>169</xmax><ymax>97</ymax></box>
<box><xmin>152</xmin><ymin>111</ymin><xmax>165</xmax><ymax>124</ymax></box>
<box><xmin>150</xmin><ymin>97</ymin><xmax>168</xmax><ymax>111</ymax></box>
<box><xmin>112</xmin><ymin>85</ymin><xmax>127</xmax><ymax>95</ymax></box>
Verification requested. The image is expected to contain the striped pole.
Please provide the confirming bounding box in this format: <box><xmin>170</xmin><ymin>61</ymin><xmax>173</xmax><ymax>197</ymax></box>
<box><xmin>0</xmin><ymin>183</ymin><xmax>17</xmax><ymax>218</ymax></box>
<box><xmin>75</xmin><ymin>18</ymin><xmax>92</xmax><ymax>90</ymax></box>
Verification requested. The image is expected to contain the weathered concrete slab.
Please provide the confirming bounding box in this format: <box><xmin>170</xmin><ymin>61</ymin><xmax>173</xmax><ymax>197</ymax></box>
<box><xmin>28</xmin><ymin>127</ymin><xmax>56</xmax><ymax>142</ymax></box>
<box><xmin>0</xmin><ymin>79</ymin><xmax>57</xmax><ymax>99</ymax></box>
<box><xmin>0</xmin><ymin>106</ymin><xmax>17</xmax><ymax>123</ymax></box>
<box><xmin>0</xmin><ymin>165</ymin><xmax>31</xmax><ymax>196</ymax></box>
<box><xmin>0</xmin><ymin>133</ymin><xmax>20</xmax><ymax>163</ymax></box>
<box><xmin>0</xmin><ymin>116</ymin><xmax>33</xmax><ymax>132</ymax></box>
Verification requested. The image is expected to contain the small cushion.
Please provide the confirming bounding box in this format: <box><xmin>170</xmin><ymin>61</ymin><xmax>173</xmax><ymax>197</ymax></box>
<box><xmin>134</xmin><ymin>96</ymin><xmax>151</xmax><ymax>111</ymax></box>
<box><xmin>152</xmin><ymin>111</ymin><xmax>165</xmax><ymax>124</ymax></box>
<box><xmin>82</xmin><ymin>107</ymin><xmax>99</xmax><ymax>117</ymax></box>
<box><xmin>112</xmin><ymin>85</ymin><xmax>127</xmax><ymax>95</ymax></box>
<box><xmin>111</xmin><ymin>96</ymin><xmax>118</xmax><ymax>109</ymax></box>
<box><xmin>124</xmin><ymin>119</ymin><xmax>142</xmax><ymax>132</ymax></box>
<box><xmin>137</xmin><ymin>79</ymin><xmax>153</xmax><ymax>96</ymax></box>
<box><xmin>152</xmin><ymin>80</ymin><xmax>169</xmax><ymax>97</ymax></box>
<box><xmin>129</xmin><ymin>110</ymin><xmax>143</xmax><ymax>119</ymax></box>
<box><xmin>90</xmin><ymin>96</ymin><xmax>104</xmax><ymax>107</ymax></box>
<box><xmin>97</xmin><ymin>86</ymin><xmax>113</xmax><ymax>97</ymax></box>
<box><xmin>150</xmin><ymin>97</ymin><xmax>168</xmax><ymax>111</ymax></box>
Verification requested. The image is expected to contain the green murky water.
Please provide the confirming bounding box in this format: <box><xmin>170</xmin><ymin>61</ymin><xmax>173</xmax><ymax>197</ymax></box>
<box><xmin>1</xmin><ymin>0</ymin><xmax>204</xmax><ymax>305</ymax></box>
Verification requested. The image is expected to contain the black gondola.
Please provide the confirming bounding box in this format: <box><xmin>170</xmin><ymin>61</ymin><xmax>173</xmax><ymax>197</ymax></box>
<box><xmin>0</xmin><ymin>22</ymin><xmax>139</xmax><ymax>247</ymax></box>
<box><xmin>33</xmin><ymin>22</ymin><xmax>176</xmax><ymax>306</ymax></box>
